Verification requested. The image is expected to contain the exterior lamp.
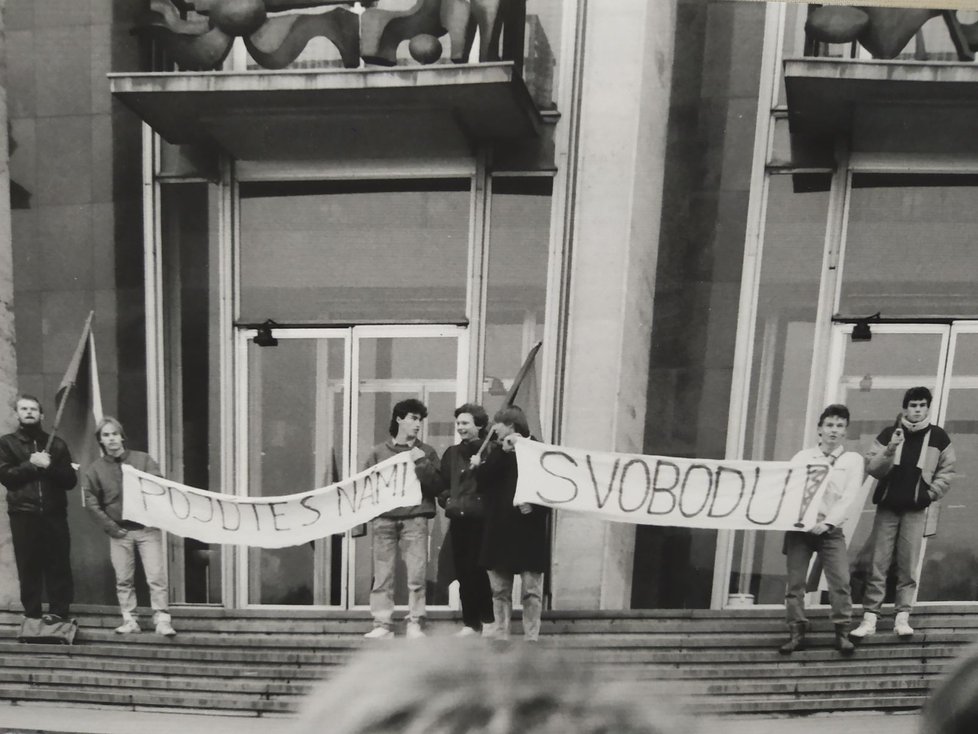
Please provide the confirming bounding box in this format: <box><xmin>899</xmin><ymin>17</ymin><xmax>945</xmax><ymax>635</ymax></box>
<box><xmin>254</xmin><ymin>319</ymin><xmax>279</xmax><ymax>347</ymax></box>
<box><xmin>851</xmin><ymin>312</ymin><xmax>881</xmax><ymax>342</ymax></box>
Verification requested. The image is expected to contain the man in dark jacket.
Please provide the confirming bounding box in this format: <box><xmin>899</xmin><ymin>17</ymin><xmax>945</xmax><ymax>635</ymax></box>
<box><xmin>438</xmin><ymin>403</ymin><xmax>494</xmax><ymax>637</ymax></box>
<box><xmin>850</xmin><ymin>386</ymin><xmax>956</xmax><ymax>640</ymax></box>
<box><xmin>0</xmin><ymin>395</ymin><xmax>77</xmax><ymax>622</ymax></box>
<box><xmin>362</xmin><ymin>398</ymin><xmax>441</xmax><ymax>640</ymax></box>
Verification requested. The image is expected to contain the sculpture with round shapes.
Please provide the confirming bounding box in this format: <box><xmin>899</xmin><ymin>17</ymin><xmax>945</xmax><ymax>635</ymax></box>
<box><xmin>409</xmin><ymin>33</ymin><xmax>443</xmax><ymax>64</ymax></box>
<box><xmin>210</xmin><ymin>0</ymin><xmax>268</xmax><ymax>37</ymax></box>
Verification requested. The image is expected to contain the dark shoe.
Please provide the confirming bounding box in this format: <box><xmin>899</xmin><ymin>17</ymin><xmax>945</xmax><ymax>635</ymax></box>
<box><xmin>41</xmin><ymin>614</ymin><xmax>64</xmax><ymax>626</ymax></box>
<box><xmin>835</xmin><ymin>624</ymin><xmax>856</xmax><ymax>656</ymax></box>
<box><xmin>778</xmin><ymin>622</ymin><xmax>806</xmax><ymax>654</ymax></box>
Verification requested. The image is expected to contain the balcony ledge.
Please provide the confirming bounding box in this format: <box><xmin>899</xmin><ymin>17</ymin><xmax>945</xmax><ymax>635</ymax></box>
<box><xmin>784</xmin><ymin>57</ymin><xmax>978</xmax><ymax>136</ymax></box>
<box><xmin>109</xmin><ymin>62</ymin><xmax>541</xmax><ymax>160</ymax></box>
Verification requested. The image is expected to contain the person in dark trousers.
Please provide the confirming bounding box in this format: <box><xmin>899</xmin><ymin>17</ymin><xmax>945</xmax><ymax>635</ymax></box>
<box><xmin>362</xmin><ymin>398</ymin><xmax>441</xmax><ymax>640</ymax></box>
<box><xmin>779</xmin><ymin>404</ymin><xmax>865</xmax><ymax>656</ymax></box>
<box><xmin>438</xmin><ymin>403</ymin><xmax>494</xmax><ymax>637</ymax></box>
<box><xmin>850</xmin><ymin>386</ymin><xmax>956</xmax><ymax>640</ymax></box>
<box><xmin>0</xmin><ymin>395</ymin><xmax>77</xmax><ymax>623</ymax></box>
<box><xmin>472</xmin><ymin>405</ymin><xmax>550</xmax><ymax>642</ymax></box>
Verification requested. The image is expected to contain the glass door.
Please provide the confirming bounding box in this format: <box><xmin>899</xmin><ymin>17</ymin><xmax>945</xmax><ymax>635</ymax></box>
<box><xmin>237</xmin><ymin>324</ymin><xmax>467</xmax><ymax>608</ymax></box>
<box><xmin>242</xmin><ymin>329</ymin><xmax>351</xmax><ymax>605</ymax></box>
<box><xmin>349</xmin><ymin>325</ymin><xmax>467</xmax><ymax>610</ymax></box>
<box><xmin>918</xmin><ymin>324</ymin><xmax>978</xmax><ymax>602</ymax></box>
<box><xmin>824</xmin><ymin>324</ymin><xmax>950</xmax><ymax>607</ymax></box>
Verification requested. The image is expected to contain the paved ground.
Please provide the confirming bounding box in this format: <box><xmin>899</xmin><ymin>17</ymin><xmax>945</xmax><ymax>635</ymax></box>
<box><xmin>0</xmin><ymin>703</ymin><xmax>923</xmax><ymax>734</ymax></box>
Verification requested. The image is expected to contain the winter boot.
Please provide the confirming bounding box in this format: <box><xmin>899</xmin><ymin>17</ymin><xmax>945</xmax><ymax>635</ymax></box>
<box><xmin>778</xmin><ymin>622</ymin><xmax>806</xmax><ymax>654</ymax></box>
<box><xmin>834</xmin><ymin>624</ymin><xmax>855</xmax><ymax>656</ymax></box>
<box><xmin>849</xmin><ymin>611</ymin><xmax>877</xmax><ymax>641</ymax></box>
<box><xmin>894</xmin><ymin>612</ymin><xmax>914</xmax><ymax>638</ymax></box>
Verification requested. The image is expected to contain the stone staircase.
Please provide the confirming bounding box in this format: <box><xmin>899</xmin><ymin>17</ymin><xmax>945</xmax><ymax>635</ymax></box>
<box><xmin>0</xmin><ymin>604</ymin><xmax>974</xmax><ymax>718</ymax></box>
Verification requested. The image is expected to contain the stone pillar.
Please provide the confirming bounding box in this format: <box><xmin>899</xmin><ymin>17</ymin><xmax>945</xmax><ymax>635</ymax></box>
<box><xmin>0</xmin><ymin>0</ymin><xmax>21</xmax><ymax>609</ymax></box>
<box><xmin>551</xmin><ymin>0</ymin><xmax>676</xmax><ymax>609</ymax></box>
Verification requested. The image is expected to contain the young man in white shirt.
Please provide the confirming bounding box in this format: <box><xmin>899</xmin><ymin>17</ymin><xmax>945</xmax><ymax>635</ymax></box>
<box><xmin>779</xmin><ymin>404</ymin><xmax>865</xmax><ymax>656</ymax></box>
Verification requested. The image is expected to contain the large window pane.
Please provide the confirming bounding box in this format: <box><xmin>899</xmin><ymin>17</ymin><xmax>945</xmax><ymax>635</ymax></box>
<box><xmin>161</xmin><ymin>182</ymin><xmax>224</xmax><ymax>604</ymax></box>
<box><xmin>240</xmin><ymin>180</ymin><xmax>471</xmax><ymax>323</ymax></box>
<box><xmin>841</xmin><ymin>174</ymin><xmax>978</xmax><ymax>317</ymax></box>
<box><xmin>482</xmin><ymin>177</ymin><xmax>551</xmax><ymax>426</ymax></box>
<box><xmin>733</xmin><ymin>175</ymin><xmax>828</xmax><ymax>605</ymax></box>
<box><xmin>919</xmin><ymin>331</ymin><xmax>978</xmax><ymax>601</ymax></box>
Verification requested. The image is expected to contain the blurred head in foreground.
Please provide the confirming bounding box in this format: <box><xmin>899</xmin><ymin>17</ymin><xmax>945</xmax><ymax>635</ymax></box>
<box><xmin>921</xmin><ymin>643</ymin><xmax>978</xmax><ymax>734</ymax></box>
<box><xmin>293</xmin><ymin>639</ymin><xmax>695</xmax><ymax>734</ymax></box>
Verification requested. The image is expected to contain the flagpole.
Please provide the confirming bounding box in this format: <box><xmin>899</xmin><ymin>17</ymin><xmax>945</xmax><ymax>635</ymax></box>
<box><xmin>45</xmin><ymin>311</ymin><xmax>95</xmax><ymax>452</ymax></box>
<box><xmin>475</xmin><ymin>341</ymin><xmax>543</xmax><ymax>457</ymax></box>
<box><xmin>45</xmin><ymin>381</ymin><xmax>76</xmax><ymax>452</ymax></box>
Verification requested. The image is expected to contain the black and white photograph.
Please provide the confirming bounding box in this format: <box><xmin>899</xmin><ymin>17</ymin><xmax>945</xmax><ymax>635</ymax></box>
<box><xmin>0</xmin><ymin>1</ymin><xmax>976</xmax><ymax>733</ymax></box>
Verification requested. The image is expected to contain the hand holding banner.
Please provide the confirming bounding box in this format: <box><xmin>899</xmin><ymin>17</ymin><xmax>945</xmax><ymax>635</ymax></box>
<box><xmin>122</xmin><ymin>452</ymin><xmax>422</xmax><ymax>548</ymax></box>
<box><xmin>512</xmin><ymin>440</ymin><xmax>832</xmax><ymax>532</ymax></box>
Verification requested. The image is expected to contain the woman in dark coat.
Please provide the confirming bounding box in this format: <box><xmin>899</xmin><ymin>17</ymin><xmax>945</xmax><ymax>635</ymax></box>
<box><xmin>472</xmin><ymin>405</ymin><xmax>550</xmax><ymax>641</ymax></box>
<box><xmin>438</xmin><ymin>403</ymin><xmax>494</xmax><ymax>637</ymax></box>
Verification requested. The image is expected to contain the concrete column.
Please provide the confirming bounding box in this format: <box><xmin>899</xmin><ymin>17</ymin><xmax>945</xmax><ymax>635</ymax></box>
<box><xmin>0</xmin><ymin>0</ymin><xmax>21</xmax><ymax>609</ymax></box>
<box><xmin>551</xmin><ymin>0</ymin><xmax>676</xmax><ymax>609</ymax></box>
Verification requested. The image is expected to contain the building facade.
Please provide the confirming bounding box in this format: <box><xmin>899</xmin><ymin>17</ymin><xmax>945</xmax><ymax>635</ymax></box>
<box><xmin>0</xmin><ymin>0</ymin><xmax>975</xmax><ymax>614</ymax></box>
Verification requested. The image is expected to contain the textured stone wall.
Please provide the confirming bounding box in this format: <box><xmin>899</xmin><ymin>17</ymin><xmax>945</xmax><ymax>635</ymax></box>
<box><xmin>0</xmin><ymin>0</ymin><xmax>22</xmax><ymax>609</ymax></box>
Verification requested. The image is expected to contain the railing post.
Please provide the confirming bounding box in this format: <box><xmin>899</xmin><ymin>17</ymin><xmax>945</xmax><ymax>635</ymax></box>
<box><xmin>501</xmin><ymin>0</ymin><xmax>526</xmax><ymax>75</ymax></box>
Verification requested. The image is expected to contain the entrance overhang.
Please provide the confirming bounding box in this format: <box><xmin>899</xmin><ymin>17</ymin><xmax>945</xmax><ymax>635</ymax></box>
<box><xmin>109</xmin><ymin>62</ymin><xmax>541</xmax><ymax>161</ymax></box>
<box><xmin>785</xmin><ymin>58</ymin><xmax>978</xmax><ymax>137</ymax></box>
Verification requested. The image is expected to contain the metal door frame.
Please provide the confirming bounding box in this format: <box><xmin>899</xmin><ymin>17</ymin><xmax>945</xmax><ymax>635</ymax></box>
<box><xmin>233</xmin><ymin>324</ymin><xmax>468</xmax><ymax>609</ymax></box>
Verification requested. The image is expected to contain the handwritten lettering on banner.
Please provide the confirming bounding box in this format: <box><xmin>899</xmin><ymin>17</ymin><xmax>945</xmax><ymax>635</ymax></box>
<box><xmin>513</xmin><ymin>440</ymin><xmax>831</xmax><ymax>531</ymax></box>
<box><xmin>121</xmin><ymin>452</ymin><xmax>422</xmax><ymax>548</ymax></box>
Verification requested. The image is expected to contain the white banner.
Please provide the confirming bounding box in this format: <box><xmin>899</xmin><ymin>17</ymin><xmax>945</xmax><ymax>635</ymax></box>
<box><xmin>122</xmin><ymin>452</ymin><xmax>422</xmax><ymax>548</ymax></box>
<box><xmin>513</xmin><ymin>440</ymin><xmax>831</xmax><ymax>531</ymax></box>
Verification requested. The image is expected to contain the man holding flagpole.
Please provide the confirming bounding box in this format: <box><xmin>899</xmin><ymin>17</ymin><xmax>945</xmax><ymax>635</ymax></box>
<box><xmin>0</xmin><ymin>395</ymin><xmax>77</xmax><ymax>624</ymax></box>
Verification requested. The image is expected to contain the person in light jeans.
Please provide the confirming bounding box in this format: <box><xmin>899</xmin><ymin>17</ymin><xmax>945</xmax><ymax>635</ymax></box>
<box><xmin>851</xmin><ymin>386</ymin><xmax>956</xmax><ymax>641</ymax></box>
<box><xmin>362</xmin><ymin>398</ymin><xmax>441</xmax><ymax>640</ymax></box>
<box><xmin>81</xmin><ymin>417</ymin><xmax>176</xmax><ymax>637</ymax></box>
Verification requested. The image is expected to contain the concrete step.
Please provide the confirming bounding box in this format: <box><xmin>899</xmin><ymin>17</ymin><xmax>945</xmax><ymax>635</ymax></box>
<box><xmin>0</xmin><ymin>606</ymin><xmax>972</xmax><ymax>718</ymax></box>
<box><xmin>0</xmin><ymin>683</ymin><xmax>300</xmax><ymax>713</ymax></box>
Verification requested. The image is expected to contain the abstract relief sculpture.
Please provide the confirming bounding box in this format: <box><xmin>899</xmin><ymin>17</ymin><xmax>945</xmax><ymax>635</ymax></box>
<box><xmin>140</xmin><ymin>0</ymin><xmax>359</xmax><ymax>70</ymax></box>
<box><xmin>139</xmin><ymin>0</ymin><xmax>519</xmax><ymax>71</ymax></box>
<box><xmin>805</xmin><ymin>5</ymin><xmax>978</xmax><ymax>61</ymax></box>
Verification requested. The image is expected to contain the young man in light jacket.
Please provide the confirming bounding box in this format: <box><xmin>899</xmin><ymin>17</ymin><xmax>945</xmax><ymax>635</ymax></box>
<box><xmin>780</xmin><ymin>404</ymin><xmax>865</xmax><ymax>656</ymax></box>
<box><xmin>81</xmin><ymin>417</ymin><xmax>176</xmax><ymax>637</ymax></box>
<box><xmin>850</xmin><ymin>386</ymin><xmax>955</xmax><ymax>640</ymax></box>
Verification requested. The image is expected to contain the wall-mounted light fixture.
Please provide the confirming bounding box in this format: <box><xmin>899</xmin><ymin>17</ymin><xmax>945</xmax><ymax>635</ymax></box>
<box><xmin>851</xmin><ymin>312</ymin><xmax>881</xmax><ymax>342</ymax></box>
<box><xmin>254</xmin><ymin>319</ymin><xmax>279</xmax><ymax>347</ymax></box>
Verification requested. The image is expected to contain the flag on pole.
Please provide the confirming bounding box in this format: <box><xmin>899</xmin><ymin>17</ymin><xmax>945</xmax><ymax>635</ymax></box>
<box><xmin>478</xmin><ymin>341</ymin><xmax>544</xmax><ymax>455</ymax></box>
<box><xmin>506</xmin><ymin>341</ymin><xmax>543</xmax><ymax>441</ymax></box>
<box><xmin>49</xmin><ymin>312</ymin><xmax>104</xmax><ymax>502</ymax></box>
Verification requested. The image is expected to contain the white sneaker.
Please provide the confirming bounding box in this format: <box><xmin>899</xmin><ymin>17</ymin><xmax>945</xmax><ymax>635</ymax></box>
<box><xmin>405</xmin><ymin>621</ymin><xmax>426</xmax><ymax>639</ymax></box>
<box><xmin>363</xmin><ymin>626</ymin><xmax>394</xmax><ymax>640</ymax></box>
<box><xmin>849</xmin><ymin>611</ymin><xmax>877</xmax><ymax>639</ymax></box>
<box><xmin>481</xmin><ymin>624</ymin><xmax>497</xmax><ymax>639</ymax></box>
<box><xmin>894</xmin><ymin>612</ymin><xmax>914</xmax><ymax>637</ymax></box>
<box><xmin>155</xmin><ymin>620</ymin><xmax>177</xmax><ymax>637</ymax></box>
<box><xmin>114</xmin><ymin>618</ymin><xmax>140</xmax><ymax>635</ymax></box>
<box><xmin>454</xmin><ymin>626</ymin><xmax>478</xmax><ymax>638</ymax></box>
